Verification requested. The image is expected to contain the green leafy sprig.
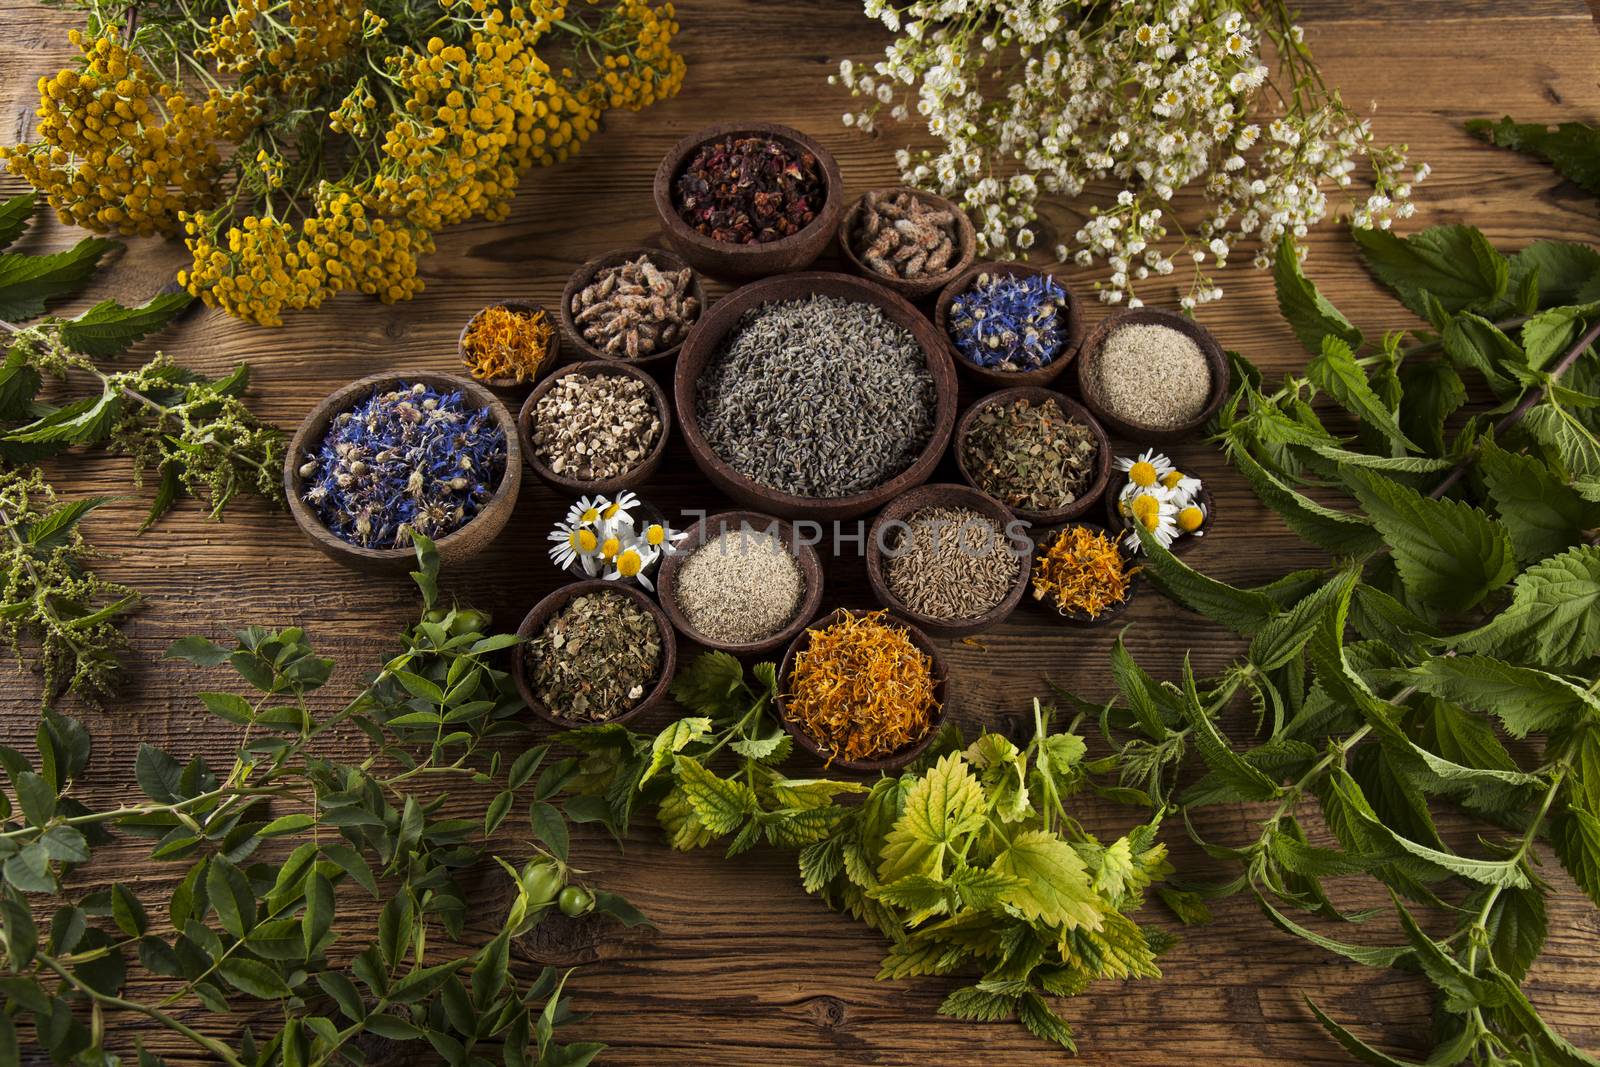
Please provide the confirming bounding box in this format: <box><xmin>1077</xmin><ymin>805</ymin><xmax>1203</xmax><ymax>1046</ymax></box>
<box><xmin>1467</xmin><ymin>116</ymin><xmax>1600</xmax><ymax>197</ymax></box>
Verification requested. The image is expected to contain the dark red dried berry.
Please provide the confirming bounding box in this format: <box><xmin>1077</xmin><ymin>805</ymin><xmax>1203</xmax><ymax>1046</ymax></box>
<box><xmin>674</xmin><ymin>136</ymin><xmax>824</xmax><ymax>244</ymax></box>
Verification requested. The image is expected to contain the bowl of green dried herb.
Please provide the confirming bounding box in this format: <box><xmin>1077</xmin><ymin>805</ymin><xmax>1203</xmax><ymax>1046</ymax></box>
<box><xmin>653</xmin><ymin>121</ymin><xmax>844</xmax><ymax>280</ymax></box>
<box><xmin>934</xmin><ymin>261</ymin><xmax>1086</xmax><ymax>389</ymax></box>
<box><xmin>285</xmin><ymin>371</ymin><xmax>522</xmax><ymax>575</ymax></box>
<box><xmin>952</xmin><ymin>387</ymin><xmax>1111</xmax><ymax>525</ymax></box>
<box><xmin>513</xmin><ymin>579</ymin><xmax>677</xmax><ymax>729</ymax></box>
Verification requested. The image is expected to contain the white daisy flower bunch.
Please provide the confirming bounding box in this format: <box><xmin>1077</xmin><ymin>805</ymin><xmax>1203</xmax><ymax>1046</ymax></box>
<box><xmin>546</xmin><ymin>492</ymin><xmax>687</xmax><ymax>591</ymax></box>
<box><xmin>831</xmin><ymin>0</ymin><xmax>1420</xmax><ymax>308</ymax></box>
<box><xmin>1113</xmin><ymin>449</ymin><xmax>1208</xmax><ymax>552</ymax></box>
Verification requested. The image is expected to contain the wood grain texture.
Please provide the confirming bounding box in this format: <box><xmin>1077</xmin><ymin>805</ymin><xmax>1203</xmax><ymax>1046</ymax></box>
<box><xmin>4</xmin><ymin>1</ymin><xmax>1600</xmax><ymax>1063</ymax></box>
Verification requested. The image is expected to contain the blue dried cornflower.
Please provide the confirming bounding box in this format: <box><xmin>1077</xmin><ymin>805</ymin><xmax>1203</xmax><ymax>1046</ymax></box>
<box><xmin>300</xmin><ymin>381</ymin><xmax>507</xmax><ymax>549</ymax></box>
<box><xmin>948</xmin><ymin>272</ymin><xmax>1068</xmax><ymax>371</ymax></box>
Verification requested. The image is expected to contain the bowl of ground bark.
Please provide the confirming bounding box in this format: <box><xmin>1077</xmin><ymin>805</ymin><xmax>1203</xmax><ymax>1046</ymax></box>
<box><xmin>1105</xmin><ymin>481</ymin><xmax>1215</xmax><ymax>558</ymax></box>
<box><xmin>656</xmin><ymin>510</ymin><xmax>825</xmax><ymax>656</ymax></box>
<box><xmin>952</xmin><ymin>386</ymin><xmax>1111</xmax><ymax>525</ymax></box>
<box><xmin>675</xmin><ymin>271</ymin><xmax>959</xmax><ymax>521</ymax></box>
<box><xmin>458</xmin><ymin>299</ymin><xmax>561</xmax><ymax>392</ymax></box>
<box><xmin>653</xmin><ymin>122</ymin><xmax>844</xmax><ymax>280</ymax></box>
<box><xmin>1076</xmin><ymin>308</ymin><xmax>1230</xmax><ymax>442</ymax></box>
<box><xmin>776</xmin><ymin>608</ymin><xmax>949</xmax><ymax>774</ymax></box>
<box><xmin>838</xmin><ymin>187</ymin><xmax>976</xmax><ymax>301</ymax></box>
<box><xmin>865</xmin><ymin>483</ymin><xmax>1030</xmax><ymax>639</ymax></box>
<box><xmin>935</xmin><ymin>262</ymin><xmax>1086</xmax><ymax>389</ymax></box>
<box><xmin>513</xmin><ymin>580</ymin><xmax>677</xmax><ymax>729</ymax></box>
<box><xmin>517</xmin><ymin>361</ymin><xmax>672</xmax><ymax>497</ymax></box>
<box><xmin>1028</xmin><ymin>522</ymin><xmax>1142</xmax><ymax>628</ymax></box>
<box><xmin>285</xmin><ymin>371</ymin><xmax>522</xmax><ymax>576</ymax></box>
<box><xmin>559</xmin><ymin>246</ymin><xmax>706</xmax><ymax>368</ymax></box>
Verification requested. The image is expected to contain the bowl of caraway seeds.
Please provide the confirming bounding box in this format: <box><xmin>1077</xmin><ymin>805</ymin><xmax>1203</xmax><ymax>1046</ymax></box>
<box><xmin>458</xmin><ymin>300</ymin><xmax>559</xmax><ymax>389</ymax></box>
<box><xmin>953</xmin><ymin>387</ymin><xmax>1112</xmax><ymax>525</ymax></box>
<box><xmin>514</xmin><ymin>580</ymin><xmax>676</xmax><ymax>729</ymax></box>
<box><xmin>866</xmin><ymin>484</ymin><xmax>1030</xmax><ymax>638</ymax></box>
<box><xmin>1029</xmin><ymin>522</ymin><xmax>1142</xmax><ymax>627</ymax></box>
<box><xmin>935</xmin><ymin>262</ymin><xmax>1086</xmax><ymax>388</ymax></box>
<box><xmin>560</xmin><ymin>247</ymin><xmax>705</xmax><ymax>367</ymax></box>
<box><xmin>1076</xmin><ymin>308</ymin><xmax>1229</xmax><ymax>442</ymax></box>
<box><xmin>518</xmin><ymin>361</ymin><xmax>671</xmax><ymax>496</ymax></box>
<box><xmin>656</xmin><ymin>511</ymin><xmax>824</xmax><ymax>656</ymax></box>
<box><xmin>777</xmin><ymin>608</ymin><xmax>947</xmax><ymax>773</ymax></box>
<box><xmin>654</xmin><ymin>122</ymin><xmax>844</xmax><ymax>280</ymax></box>
<box><xmin>286</xmin><ymin>372</ymin><xmax>521</xmax><ymax>575</ymax></box>
<box><xmin>677</xmin><ymin>271</ymin><xmax>958</xmax><ymax>521</ymax></box>
<box><xmin>839</xmin><ymin>187</ymin><xmax>976</xmax><ymax>300</ymax></box>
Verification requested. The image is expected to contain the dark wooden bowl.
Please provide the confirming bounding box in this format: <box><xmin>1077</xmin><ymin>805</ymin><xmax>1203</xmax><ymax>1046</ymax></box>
<box><xmin>865</xmin><ymin>483</ymin><xmax>1030</xmax><ymax>639</ymax></box>
<box><xmin>517</xmin><ymin>360</ymin><xmax>672</xmax><ymax>497</ymax></box>
<box><xmin>776</xmin><ymin>608</ymin><xmax>949</xmax><ymax>774</ymax></box>
<box><xmin>285</xmin><ymin>371</ymin><xmax>521</xmax><ymax>575</ymax></box>
<box><xmin>1076</xmin><ymin>307</ymin><xmax>1229</xmax><ymax>442</ymax></box>
<box><xmin>1028</xmin><ymin>521</ymin><xmax>1142</xmax><ymax>628</ymax></box>
<box><xmin>934</xmin><ymin>261</ymin><xmax>1085</xmax><ymax>390</ymax></box>
<box><xmin>952</xmin><ymin>386</ymin><xmax>1112</xmax><ymax>525</ymax></box>
<box><xmin>837</xmin><ymin>187</ymin><xmax>977</xmax><ymax>301</ymax></box>
<box><xmin>674</xmin><ymin>271</ymin><xmax>959</xmax><ymax>521</ymax></box>
<box><xmin>512</xmin><ymin>579</ymin><xmax>677</xmax><ymax>729</ymax></box>
<box><xmin>458</xmin><ymin>299</ymin><xmax>560</xmax><ymax>392</ymax></box>
<box><xmin>559</xmin><ymin>246</ymin><xmax>706</xmax><ymax>368</ymax></box>
<box><xmin>1105</xmin><ymin>481</ymin><xmax>1215</xmax><ymax>557</ymax></box>
<box><xmin>653</xmin><ymin>122</ymin><xmax>844</xmax><ymax>281</ymax></box>
<box><xmin>655</xmin><ymin>510</ymin><xmax>825</xmax><ymax>656</ymax></box>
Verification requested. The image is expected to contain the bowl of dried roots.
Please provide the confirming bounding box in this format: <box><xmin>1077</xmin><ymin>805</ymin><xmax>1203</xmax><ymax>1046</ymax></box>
<box><xmin>838</xmin><ymin>187</ymin><xmax>976</xmax><ymax>300</ymax></box>
<box><xmin>560</xmin><ymin>246</ymin><xmax>706</xmax><ymax>368</ymax></box>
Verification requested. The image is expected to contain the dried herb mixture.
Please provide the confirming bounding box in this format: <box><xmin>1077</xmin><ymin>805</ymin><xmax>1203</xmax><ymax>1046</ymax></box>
<box><xmin>572</xmin><ymin>254</ymin><xmax>699</xmax><ymax>358</ymax></box>
<box><xmin>525</xmin><ymin>590</ymin><xmax>663</xmax><ymax>721</ymax></box>
<box><xmin>849</xmin><ymin>189</ymin><xmax>958</xmax><ymax>279</ymax></box>
<box><xmin>961</xmin><ymin>398</ymin><xmax>1098</xmax><ymax>512</ymax></box>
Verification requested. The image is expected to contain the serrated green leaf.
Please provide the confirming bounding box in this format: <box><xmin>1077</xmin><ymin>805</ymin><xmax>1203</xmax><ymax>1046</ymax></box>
<box><xmin>1521</xmin><ymin>401</ymin><xmax>1600</xmax><ymax>481</ymax></box>
<box><xmin>0</xmin><ymin>193</ymin><xmax>34</xmax><ymax>252</ymax></box>
<box><xmin>639</xmin><ymin>717</ymin><xmax>712</xmax><ymax>787</ymax></box>
<box><xmin>1468</xmin><ymin>116</ymin><xmax>1600</xmax><ymax>196</ymax></box>
<box><xmin>672</xmin><ymin>756</ymin><xmax>755</xmax><ymax>836</ymax></box>
<box><xmin>1136</xmin><ymin>525</ymin><xmax>1278</xmax><ymax>635</ymax></box>
<box><xmin>1274</xmin><ymin>234</ymin><xmax>1364</xmax><ymax>353</ymax></box>
<box><xmin>1177</xmin><ymin>657</ymin><xmax>1280</xmax><ymax>802</ymax></box>
<box><xmin>4</xmin><ymin>386</ymin><xmax>121</xmax><ymax>446</ymax></box>
<box><xmin>1307</xmin><ymin>336</ymin><xmax>1417</xmax><ymax>452</ymax></box>
<box><xmin>877</xmin><ymin>753</ymin><xmax>987</xmax><ymax>884</ymax></box>
<box><xmin>1257</xmin><ymin>894</ymin><xmax>1408</xmax><ymax>967</ymax></box>
<box><xmin>1017</xmin><ymin>992</ymin><xmax>1077</xmax><ymax>1052</ymax></box>
<box><xmin>1442</xmin><ymin>312</ymin><xmax>1525</xmax><ymax>398</ymax></box>
<box><xmin>1506</xmin><ymin>240</ymin><xmax>1600</xmax><ymax>309</ymax></box>
<box><xmin>1396</xmin><ymin>357</ymin><xmax>1467</xmax><ymax>457</ymax></box>
<box><xmin>1249</xmin><ymin>566</ymin><xmax>1360</xmax><ymax>671</ymax></box>
<box><xmin>1472</xmin><ymin>882</ymin><xmax>1547</xmax><ymax>982</ymax></box>
<box><xmin>668</xmin><ymin>651</ymin><xmax>747</xmax><ymax>713</ymax></box>
<box><xmin>993</xmin><ymin>830</ymin><xmax>1101</xmax><ymax>930</ymax></box>
<box><xmin>0</xmin><ymin>237</ymin><xmax>117</xmax><ymax>319</ymax></box>
<box><xmin>938</xmin><ymin>984</ymin><xmax>1017</xmax><ymax>1022</ymax></box>
<box><xmin>1452</xmin><ymin>546</ymin><xmax>1600</xmax><ymax>668</ymax></box>
<box><xmin>1479</xmin><ymin>440</ymin><xmax>1600</xmax><ymax>563</ymax></box>
<box><xmin>1306</xmin><ymin>998</ymin><xmax>1430</xmax><ymax>1066</ymax></box>
<box><xmin>1401</xmin><ymin>654</ymin><xmax>1599</xmax><ymax>738</ymax></box>
<box><xmin>1522</xmin><ymin>304</ymin><xmax>1599</xmax><ymax>371</ymax></box>
<box><xmin>1353</xmin><ymin>224</ymin><xmax>1509</xmax><ymax>318</ymax></box>
<box><xmin>1227</xmin><ymin>444</ymin><xmax>1382</xmax><ymax>555</ymax></box>
<box><xmin>57</xmin><ymin>291</ymin><xmax>193</xmax><ymax>356</ymax></box>
<box><xmin>1552</xmin><ymin>807</ymin><xmax>1600</xmax><ymax>909</ymax></box>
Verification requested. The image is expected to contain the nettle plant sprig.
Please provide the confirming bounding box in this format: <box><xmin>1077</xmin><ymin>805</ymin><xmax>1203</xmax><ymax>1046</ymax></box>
<box><xmin>1064</xmin><ymin>223</ymin><xmax>1600</xmax><ymax>1063</ymax></box>
<box><xmin>833</xmin><ymin>0</ymin><xmax>1419</xmax><ymax>308</ymax></box>
<box><xmin>0</xmin><ymin>537</ymin><xmax>644</xmax><ymax>1066</ymax></box>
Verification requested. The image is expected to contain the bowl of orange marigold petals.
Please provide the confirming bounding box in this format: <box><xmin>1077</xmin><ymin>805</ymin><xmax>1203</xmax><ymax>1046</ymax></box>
<box><xmin>1028</xmin><ymin>522</ymin><xmax>1141</xmax><ymax>627</ymax></box>
<box><xmin>459</xmin><ymin>300</ymin><xmax>560</xmax><ymax>389</ymax></box>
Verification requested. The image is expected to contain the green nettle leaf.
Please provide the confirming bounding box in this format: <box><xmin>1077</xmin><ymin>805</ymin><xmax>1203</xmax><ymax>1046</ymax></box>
<box><xmin>1551</xmin><ymin>807</ymin><xmax>1600</xmax><ymax>909</ymax></box>
<box><xmin>1227</xmin><ymin>443</ymin><xmax>1382</xmax><ymax>556</ymax></box>
<box><xmin>1401</xmin><ymin>655</ymin><xmax>1600</xmax><ymax>738</ymax></box>
<box><xmin>1442</xmin><ymin>312</ymin><xmax>1526</xmax><ymax>398</ymax></box>
<box><xmin>993</xmin><ymin>830</ymin><xmax>1101</xmax><ymax>930</ymax></box>
<box><xmin>1135</xmin><ymin>525</ymin><xmax>1278</xmax><ymax>635</ymax></box>
<box><xmin>668</xmin><ymin>651</ymin><xmax>746</xmax><ymax>713</ymax></box>
<box><xmin>938</xmin><ymin>985</ymin><xmax>1017</xmax><ymax>1023</ymax></box>
<box><xmin>56</xmin><ymin>292</ymin><xmax>193</xmax><ymax>357</ymax></box>
<box><xmin>1479</xmin><ymin>440</ymin><xmax>1600</xmax><ymax>563</ymax></box>
<box><xmin>1505</xmin><ymin>240</ymin><xmax>1600</xmax><ymax>308</ymax></box>
<box><xmin>1467</xmin><ymin>116</ymin><xmax>1600</xmax><ymax>197</ymax></box>
<box><xmin>1274</xmin><ymin>234</ymin><xmax>1364</xmax><ymax>353</ymax></box>
<box><xmin>1352</xmin><ymin>223</ymin><xmax>1510</xmax><ymax>318</ymax></box>
<box><xmin>877</xmin><ymin>753</ymin><xmax>987</xmax><ymax>883</ymax></box>
<box><xmin>1177</xmin><ymin>658</ymin><xmax>1280</xmax><ymax>802</ymax></box>
<box><xmin>640</xmin><ymin>717</ymin><xmax>713</xmax><ymax>786</ymax></box>
<box><xmin>1342</xmin><ymin>467</ymin><xmax>1516</xmax><ymax>616</ymax></box>
<box><xmin>4</xmin><ymin>385</ymin><xmax>123</xmax><ymax>446</ymax></box>
<box><xmin>1453</xmin><ymin>546</ymin><xmax>1600</xmax><ymax>667</ymax></box>
<box><xmin>1017</xmin><ymin>993</ymin><xmax>1077</xmax><ymax>1053</ymax></box>
<box><xmin>1472</xmin><ymin>882</ymin><xmax>1548</xmax><ymax>982</ymax></box>
<box><xmin>1248</xmin><ymin>567</ymin><xmax>1360</xmax><ymax>671</ymax></box>
<box><xmin>1520</xmin><ymin>402</ymin><xmax>1600</xmax><ymax>481</ymax></box>
<box><xmin>0</xmin><ymin>193</ymin><xmax>35</xmax><ymax>251</ymax></box>
<box><xmin>1396</xmin><ymin>358</ymin><xmax>1467</xmax><ymax>457</ymax></box>
<box><xmin>672</xmin><ymin>755</ymin><xmax>756</xmax><ymax>836</ymax></box>
<box><xmin>0</xmin><ymin>237</ymin><xmax>118</xmax><ymax>319</ymax></box>
<box><xmin>1307</xmin><ymin>336</ymin><xmax>1417</xmax><ymax>453</ymax></box>
<box><xmin>1521</xmin><ymin>304</ymin><xmax>1599</xmax><ymax>371</ymax></box>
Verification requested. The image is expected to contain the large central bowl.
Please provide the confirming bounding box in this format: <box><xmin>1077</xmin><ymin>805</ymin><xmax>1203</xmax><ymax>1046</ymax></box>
<box><xmin>674</xmin><ymin>272</ymin><xmax>958</xmax><ymax>521</ymax></box>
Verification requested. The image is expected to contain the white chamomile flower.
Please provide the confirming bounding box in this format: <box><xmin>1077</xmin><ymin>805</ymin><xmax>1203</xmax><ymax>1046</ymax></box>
<box><xmin>1115</xmin><ymin>449</ymin><xmax>1175</xmax><ymax>490</ymax></box>
<box><xmin>564</xmin><ymin>495</ymin><xmax>605</xmax><ymax>528</ymax></box>
<box><xmin>598</xmin><ymin>491</ymin><xmax>641</xmax><ymax>536</ymax></box>
<box><xmin>1175</xmin><ymin>499</ymin><xmax>1208</xmax><ymax>537</ymax></box>
<box><xmin>641</xmin><ymin>519</ymin><xmax>688</xmax><ymax>555</ymax></box>
<box><xmin>547</xmin><ymin>521</ymin><xmax>599</xmax><ymax>571</ymax></box>
<box><xmin>1123</xmin><ymin>490</ymin><xmax>1179</xmax><ymax>552</ymax></box>
<box><xmin>1159</xmin><ymin>469</ymin><xmax>1204</xmax><ymax>504</ymax></box>
<box><xmin>606</xmin><ymin>542</ymin><xmax>660</xmax><ymax>591</ymax></box>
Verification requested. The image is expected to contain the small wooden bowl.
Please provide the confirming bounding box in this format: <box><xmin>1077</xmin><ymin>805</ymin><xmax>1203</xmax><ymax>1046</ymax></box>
<box><xmin>837</xmin><ymin>187</ymin><xmax>977</xmax><ymax>301</ymax></box>
<box><xmin>865</xmin><ymin>483</ymin><xmax>1030</xmax><ymax>639</ymax></box>
<box><xmin>653</xmin><ymin>122</ymin><xmax>844</xmax><ymax>281</ymax></box>
<box><xmin>512</xmin><ymin>579</ymin><xmax>677</xmax><ymax>730</ymax></box>
<box><xmin>1028</xmin><ymin>522</ymin><xmax>1142</xmax><ymax>628</ymax></box>
<box><xmin>458</xmin><ymin>300</ymin><xmax>560</xmax><ymax>392</ymax></box>
<box><xmin>518</xmin><ymin>361</ymin><xmax>672</xmax><ymax>497</ymax></box>
<box><xmin>285</xmin><ymin>371</ymin><xmax>521</xmax><ymax>575</ymax></box>
<box><xmin>953</xmin><ymin>386</ymin><xmax>1112</xmax><ymax>525</ymax></box>
<box><xmin>1105</xmin><ymin>481</ymin><xmax>1215</xmax><ymax>558</ymax></box>
<box><xmin>675</xmin><ymin>271</ymin><xmax>959</xmax><ymax>521</ymax></box>
<box><xmin>776</xmin><ymin>608</ymin><xmax>949</xmax><ymax>774</ymax></box>
<box><xmin>1076</xmin><ymin>308</ymin><xmax>1230</xmax><ymax>442</ymax></box>
<box><xmin>559</xmin><ymin>246</ymin><xmax>706</xmax><ymax>368</ymax></box>
<box><xmin>935</xmin><ymin>262</ymin><xmax>1086</xmax><ymax>389</ymax></box>
<box><xmin>656</xmin><ymin>510</ymin><xmax>825</xmax><ymax>656</ymax></box>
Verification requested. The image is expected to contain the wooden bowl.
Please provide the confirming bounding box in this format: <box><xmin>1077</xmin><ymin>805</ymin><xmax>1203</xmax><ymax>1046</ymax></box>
<box><xmin>1105</xmin><ymin>481</ymin><xmax>1215</xmax><ymax>558</ymax></box>
<box><xmin>674</xmin><ymin>271</ymin><xmax>959</xmax><ymax>521</ymax></box>
<box><xmin>776</xmin><ymin>608</ymin><xmax>949</xmax><ymax>774</ymax></box>
<box><xmin>837</xmin><ymin>187</ymin><xmax>977</xmax><ymax>301</ymax></box>
<box><xmin>512</xmin><ymin>579</ymin><xmax>677</xmax><ymax>729</ymax></box>
<box><xmin>458</xmin><ymin>299</ymin><xmax>560</xmax><ymax>392</ymax></box>
<box><xmin>1076</xmin><ymin>308</ymin><xmax>1229</xmax><ymax>442</ymax></box>
<box><xmin>518</xmin><ymin>360</ymin><xmax>672</xmax><ymax>497</ymax></box>
<box><xmin>653</xmin><ymin>122</ymin><xmax>844</xmax><ymax>281</ymax></box>
<box><xmin>935</xmin><ymin>261</ymin><xmax>1086</xmax><ymax>389</ymax></box>
<box><xmin>656</xmin><ymin>510</ymin><xmax>825</xmax><ymax>656</ymax></box>
<box><xmin>285</xmin><ymin>371</ymin><xmax>521</xmax><ymax>575</ymax></box>
<box><xmin>1028</xmin><ymin>521</ymin><xmax>1142</xmax><ymax>628</ymax></box>
<box><xmin>865</xmin><ymin>483</ymin><xmax>1030</xmax><ymax>639</ymax></box>
<box><xmin>559</xmin><ymin>246</ymin><xmax>706</xmax><ymax>368</ymax></box>
<box><xmin>952</xmin><ymin>386</ymin><xmax>1112</xmax><ymax>525</ymax></box>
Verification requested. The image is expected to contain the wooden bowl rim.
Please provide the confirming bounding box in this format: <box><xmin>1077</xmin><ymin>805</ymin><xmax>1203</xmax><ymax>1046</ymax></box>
<box><xmin>1075</xmin><ymin>307</ymin><xmax>1230</xmax><ymax>440</ymax></box>
<box><xmin>512</xmin><ymin>579</ymin><xmax>678</xmax><ymax>729</ymax></box>
<box><xmin>776</xmin><ymin>607</ymin><xmax>949</xmax><ymax>774</ymax></box>
<box><xmin>558</xmin><ymin>246</ymin><xmax>706</xmax><ymax>367</ymax></box>
<box><xmin>1027</xmin><ymin>520</ymin><xmax>1143</xmax><ymax>626</ymax></box>
<box><xmin>952</xmin><ymin>385</ymin><xmax>1113</xmax><ymax>525</ymax></box>
<box><xmin>458</xmin><ymin>299</ymin><xmax>560</xmax><ymax>390</ymax></box>
<box><xmin>837</xmin><ymin>186</ymin><xmax>978</xmax><ymax>297</ymax></box>
<box><xmin>655</xmin><ymin>509</ymin><xmax>826</xmax><ymax>656</ymax></box>
<box><xmin>1104</xmin><ymin>479</ymin><xmax>1216</xmax><ymax>557</ymax></box>
<box><xmin>864</xmin><ymin>482</ymin><xmax>1031</xmax><ymax>637</ymax></box>
<box><xmin>284</xmin><ymin>370</ymin><xmax>522</xmax><ymax>565</ymax></box>
<box><xmin>934</xmin><ymin>260</ymin><xmax>1086</xmax><ymax>389</ymax></box>
<box><xmin>517</xmin><ymin>360</ymin><xmax>673</xmax><ymax>496</ymax></box>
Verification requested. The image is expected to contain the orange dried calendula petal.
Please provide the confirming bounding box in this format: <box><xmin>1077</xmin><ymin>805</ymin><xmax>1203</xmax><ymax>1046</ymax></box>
<box><xmin>1031</xmin><ymin>527</ymin><xmax>1136</xmax><ymax>619</ymax></box>
<box><xmin>786</xmin><ymin>611</ymin><xmax>938</xmax><ymax>763</ymax></box>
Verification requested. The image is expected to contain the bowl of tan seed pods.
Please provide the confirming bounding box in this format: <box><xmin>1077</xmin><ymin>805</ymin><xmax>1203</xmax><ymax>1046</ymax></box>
<box><xmin>560</xmin><ymin>246</ymin><xmax>706</xmax><ymax>368</ymax></box>
<box><xmin>839</xmin><ymin>187</ymin><xmax>976</xmax><ymax>301</ymax></box>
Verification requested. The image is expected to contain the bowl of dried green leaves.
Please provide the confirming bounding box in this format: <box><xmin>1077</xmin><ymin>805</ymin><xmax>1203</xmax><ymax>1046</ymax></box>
<box><xmin>952</xmin><ymin>387</ymin><xmax>1111</xmax><ymax>526</ymax></box>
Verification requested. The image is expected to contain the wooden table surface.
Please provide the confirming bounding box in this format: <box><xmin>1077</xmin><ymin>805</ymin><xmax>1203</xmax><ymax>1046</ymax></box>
<box><xmin>5</xmin><ymin>1</ymin><xmax>1600</xmax><ymax>1063</ymax></box>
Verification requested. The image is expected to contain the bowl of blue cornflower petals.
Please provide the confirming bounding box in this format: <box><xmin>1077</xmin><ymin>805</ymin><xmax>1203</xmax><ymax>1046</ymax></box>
<box><xmin>285</xmin><ymin>372</ymin><xmax>522</xmax><ymax>575</ymax></box>
<box><xmin>935</xmin><ymin>262</ymin><xmax>1086</xmax><ymax>389</ymax></box>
